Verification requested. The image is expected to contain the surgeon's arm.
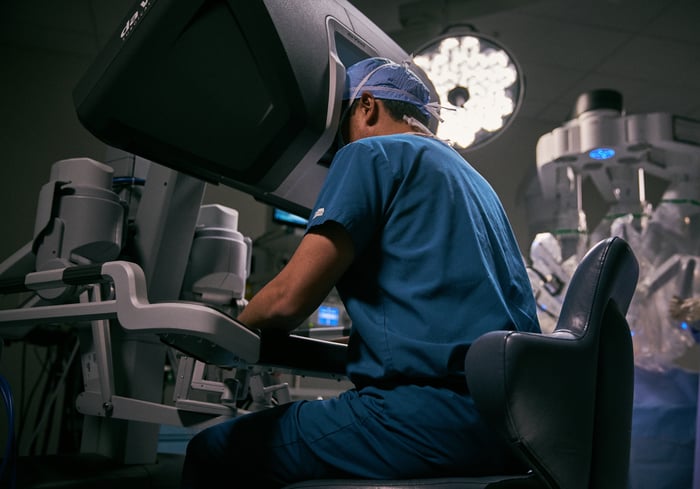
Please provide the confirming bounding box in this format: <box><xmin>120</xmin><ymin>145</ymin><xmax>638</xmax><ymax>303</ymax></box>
<box><xmin>237</xmin><ymin>221</ymin><xmax>354</xmax><ymax>332</ymax></box>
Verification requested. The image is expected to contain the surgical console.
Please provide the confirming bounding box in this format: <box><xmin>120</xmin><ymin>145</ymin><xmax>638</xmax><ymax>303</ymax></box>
<box><xmin>0</xmin><ymin>0</ymin><xmax>437</xmax><ymax>485</ymax></box>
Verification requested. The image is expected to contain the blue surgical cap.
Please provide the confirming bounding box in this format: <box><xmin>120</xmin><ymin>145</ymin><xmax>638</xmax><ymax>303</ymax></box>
<box><xmin>343</xmin><ymin>57</ymin><xmax>432</xmax><ymax>119</ymax></box>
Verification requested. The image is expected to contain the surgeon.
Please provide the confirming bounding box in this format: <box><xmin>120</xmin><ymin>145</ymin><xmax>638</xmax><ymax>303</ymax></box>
<box><xmin>181</xmin><ymin>57</ymin><xmax>540</xmax><ymax>488</ymax></box>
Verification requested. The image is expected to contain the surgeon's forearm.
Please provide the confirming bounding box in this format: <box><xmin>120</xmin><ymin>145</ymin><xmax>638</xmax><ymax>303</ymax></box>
<box><xmin>238</xmin><ymin>222</ymin><xmax>354</xmax><ymax>332</ymax></box>
<box><xmin>237</xmin><ymin>280</ymin><xmax>309</xmax><ymax>332</ymax></box>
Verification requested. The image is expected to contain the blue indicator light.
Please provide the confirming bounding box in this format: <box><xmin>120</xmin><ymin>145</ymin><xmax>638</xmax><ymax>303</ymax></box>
<box><xmin>588</xmin><ymin>148</ymin><xmax>615</xmax><ymax>160</ymax></box>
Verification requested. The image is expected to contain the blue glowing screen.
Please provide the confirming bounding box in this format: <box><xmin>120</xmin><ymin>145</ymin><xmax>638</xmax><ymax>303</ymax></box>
<box><xmin>317</xmin><ymin>305</ymin><xmax>340</xmax><ymax>326</ymax></box>
<box><xmin>273</xmin><ymin>208</ymin><xmax>309</xmax><ymax>227</ymax></box>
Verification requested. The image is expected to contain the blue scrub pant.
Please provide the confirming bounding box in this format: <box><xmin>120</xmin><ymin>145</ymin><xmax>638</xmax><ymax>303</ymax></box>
<box><xmin>180</xmin><ymin>385</ymin><xmax>522</xmax><ymax>488</ymax></box>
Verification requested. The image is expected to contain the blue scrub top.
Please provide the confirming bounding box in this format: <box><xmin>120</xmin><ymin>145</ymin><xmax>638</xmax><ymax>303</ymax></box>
<box><xmin>307</xmin><ymin>133</ymin><xmax>539</xmax><ymax>385</ymax></box>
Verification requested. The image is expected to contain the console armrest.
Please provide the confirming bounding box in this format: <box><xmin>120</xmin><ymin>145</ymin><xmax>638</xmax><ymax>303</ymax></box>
<box><xmin>258</xmin><ymin>331</ymin><xmax>348</xmax><ymax>379</ymax></box>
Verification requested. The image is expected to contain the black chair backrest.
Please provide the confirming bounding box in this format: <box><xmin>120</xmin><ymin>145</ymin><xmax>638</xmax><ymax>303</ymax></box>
<box><xmin>465</xmin><ymin>236</ymin><xmax>639</xmax><ymax>489</ymax></box>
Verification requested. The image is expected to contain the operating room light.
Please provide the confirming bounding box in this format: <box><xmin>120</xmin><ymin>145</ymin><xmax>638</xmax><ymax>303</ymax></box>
<box><xmin>413</xmin><ymin>32</ymin><xmax>524</xmax><ymax>151</ymax></box>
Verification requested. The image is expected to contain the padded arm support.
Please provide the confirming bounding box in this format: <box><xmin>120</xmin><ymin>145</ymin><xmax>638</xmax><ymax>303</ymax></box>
<box><xmin>258</xmin><ymin>330</ymin><xmax>348</xmax><ymax>378</ymax></box>
<box><xmin>0</xmin><ymin>260</ymin><xmax>348</xmax><ymax>377</ymax></box>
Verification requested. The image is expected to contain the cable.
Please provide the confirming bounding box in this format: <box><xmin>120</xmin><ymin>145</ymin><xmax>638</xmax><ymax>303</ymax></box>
<box><xmin>26</xmin><ymin>338</ymin><xmax>80</xmax><ymax>452</ymax></box>
<box><xmin>0</xmin><ymin>374</ymin><xmax>17</xmax><ymax>489</ymax></box>
<box><xmin>16</xmin><ymin>343</ymin><xmax>51</xmax><ymax>453</ymax></box>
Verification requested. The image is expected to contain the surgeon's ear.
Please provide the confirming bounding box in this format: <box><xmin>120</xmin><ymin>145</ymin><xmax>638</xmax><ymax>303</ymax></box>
<box><xmin>359</xmin><ymin>92</ymin><xmax>379</xmax><ymax>125</ymax></box>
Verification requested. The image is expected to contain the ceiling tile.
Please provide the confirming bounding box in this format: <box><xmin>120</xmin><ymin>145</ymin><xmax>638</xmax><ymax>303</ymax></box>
<box><xmin>597</xmin><ymin>36</ymin><xmax>700</xmax><ymax>87</ymax></box>
<box><xmin>652</xmin><ymin>0</ymin><xmax>700</xmax><ymax>44</ymax></box>
<box><xmin>470</xmin><ymin>12</ymin><xmax>630</xmax><ymax>71</ymax></box>
<box><xmin>518</xmin><ymin>0</ymin><xmax>669</xmax><ymax>31</ymax></box>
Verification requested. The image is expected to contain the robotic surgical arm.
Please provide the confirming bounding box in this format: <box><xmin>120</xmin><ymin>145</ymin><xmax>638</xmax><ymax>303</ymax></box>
<box><xmin>533</xmin><ymin>89</ymin><xmax>700</xmax><ymax>371</ymax></box>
